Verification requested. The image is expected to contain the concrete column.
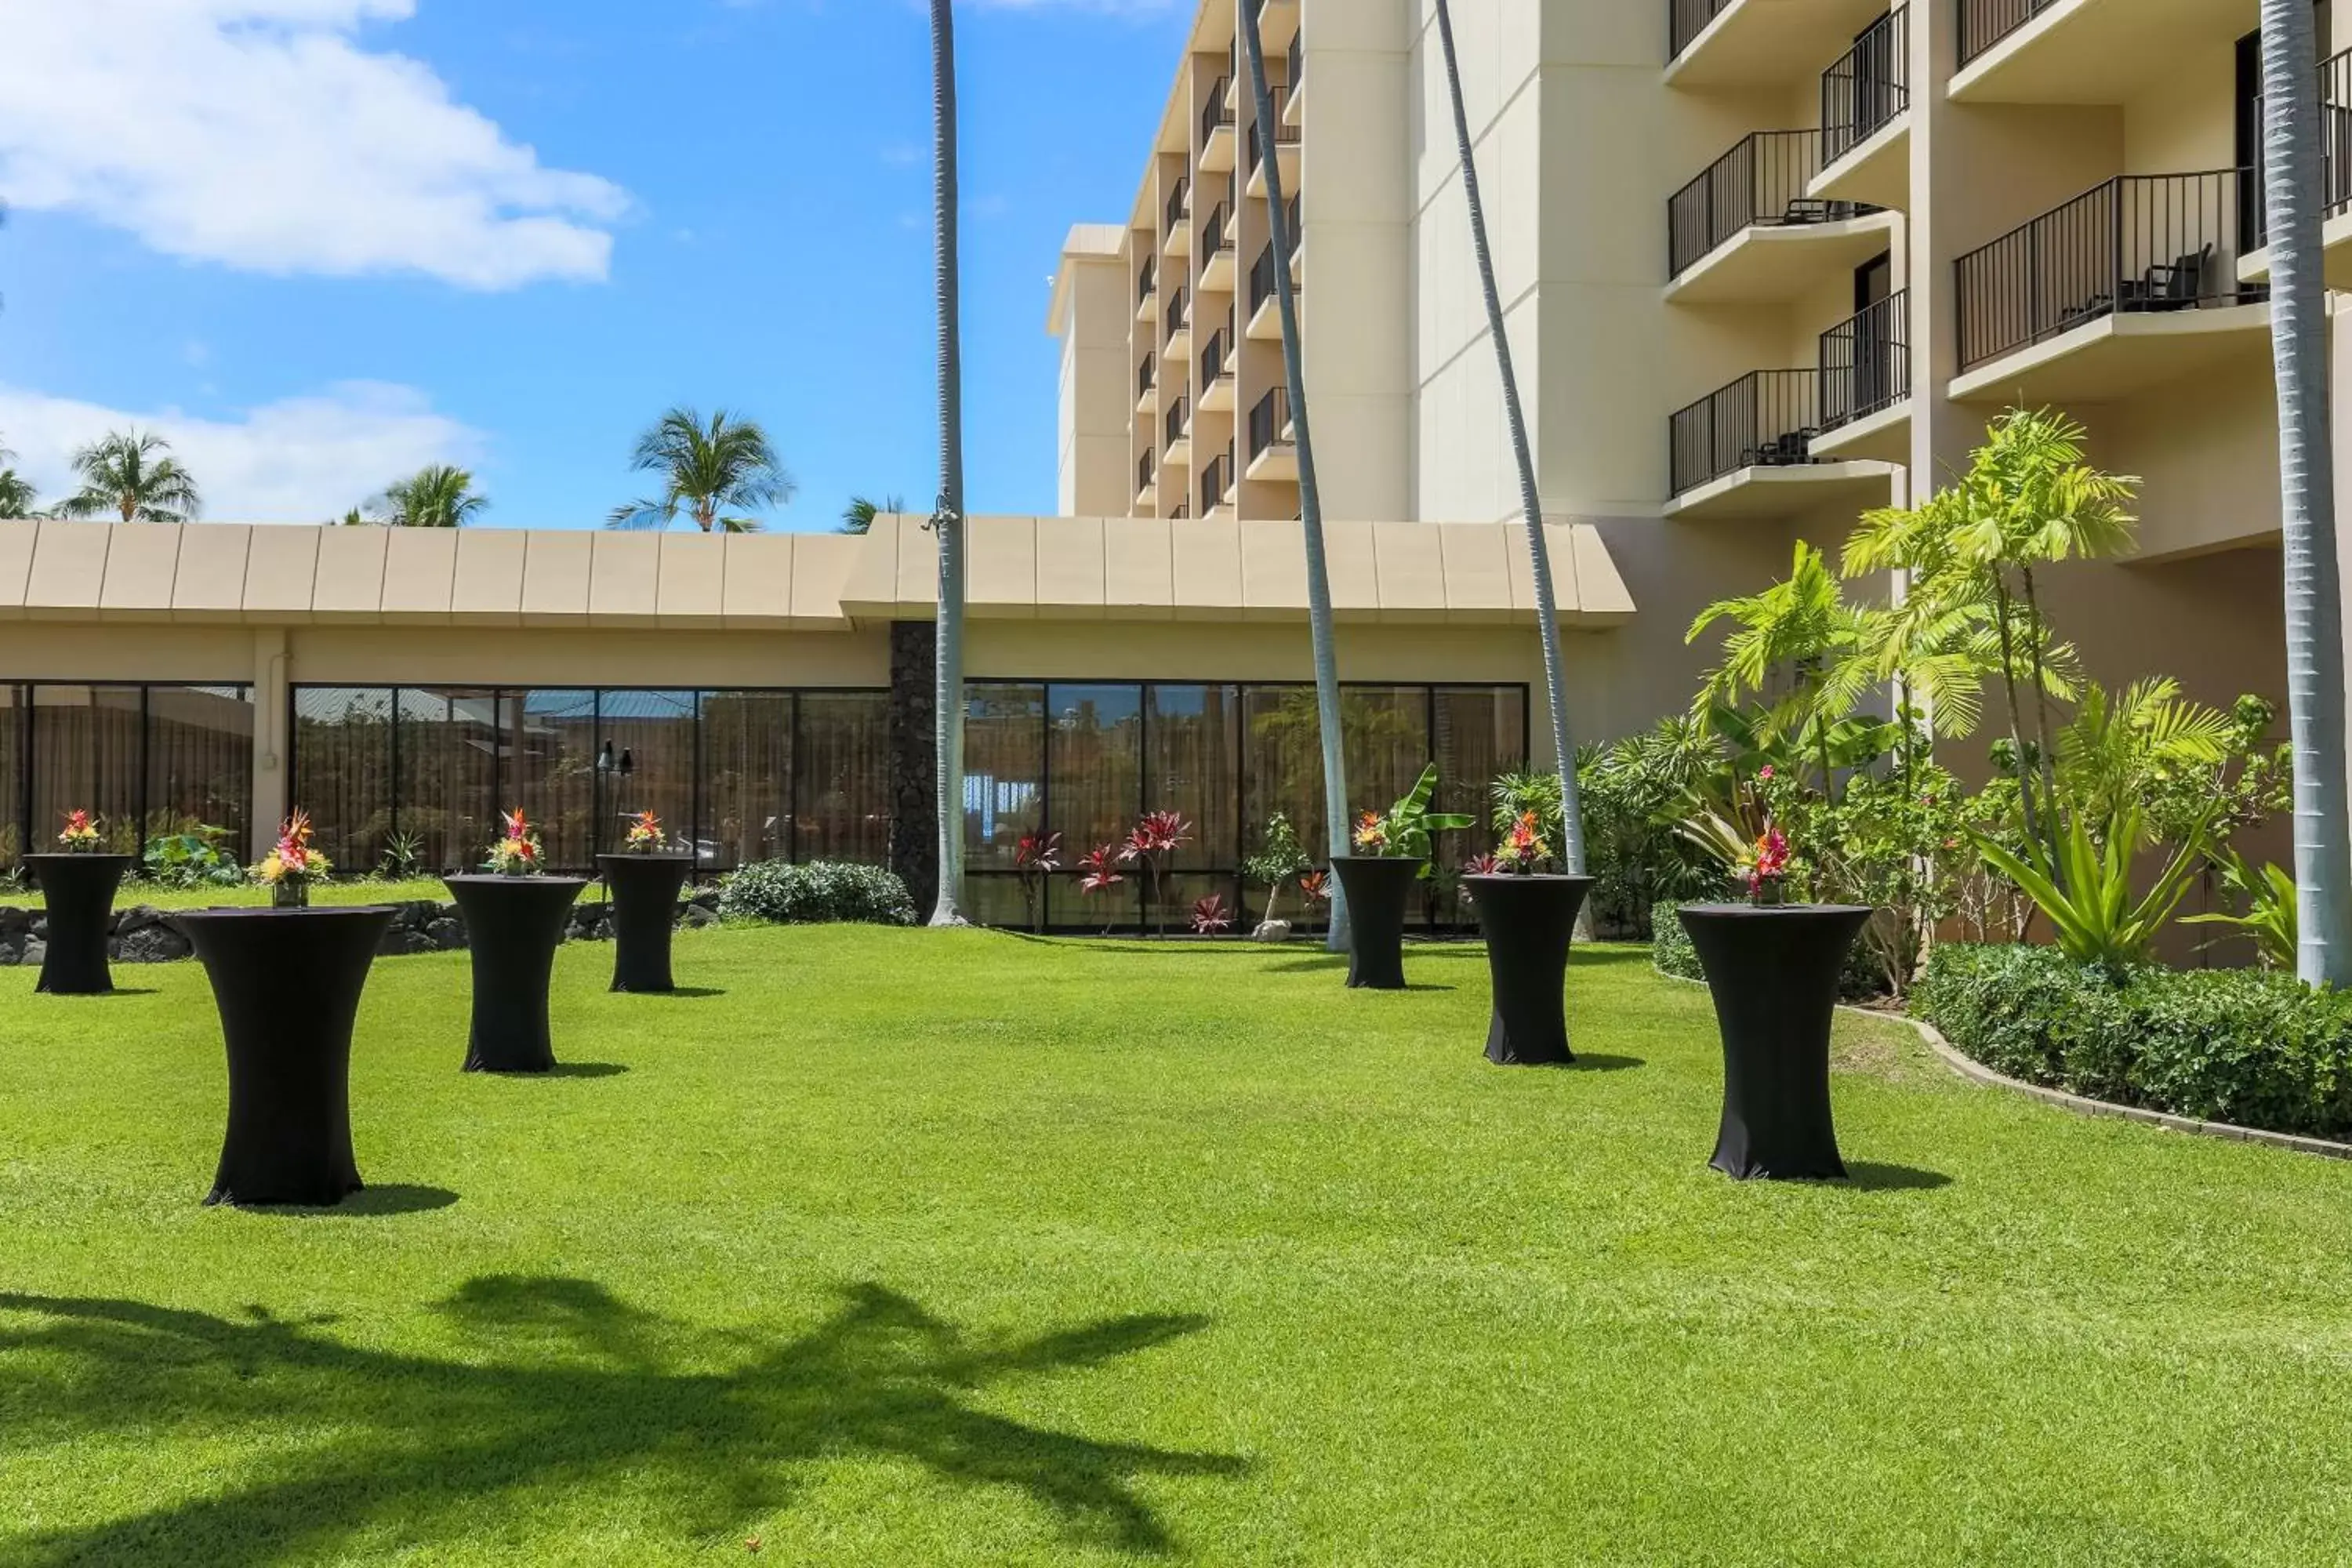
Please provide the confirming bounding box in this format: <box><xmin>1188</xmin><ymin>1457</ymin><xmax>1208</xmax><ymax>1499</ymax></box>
<box><xmin>250</xmin><ymin>626</ymin><xmax>289</xmax><ymax>861</ymax></box>
<box><xmin>887</xmin><ymin>620</ymin><xmax>939</xmax><ymax>913</ymax></box>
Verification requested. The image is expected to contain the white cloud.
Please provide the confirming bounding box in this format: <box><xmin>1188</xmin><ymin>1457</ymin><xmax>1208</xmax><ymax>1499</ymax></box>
<box><xmin>0</xmin><ymin>0</ymin><xmax>629</xmax><ymax>289</ymax></box>
<box><xmin>0</xmin><ymin>381</ymin><xmax>487</xmax><ymax>522</ymax></box>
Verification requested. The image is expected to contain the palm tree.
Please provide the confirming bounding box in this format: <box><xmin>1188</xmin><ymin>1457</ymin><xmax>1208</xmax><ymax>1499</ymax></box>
<box><xmin>0</xmin><ymin>439</ymin><xmax>38</xmax><ymax>518</ymax></box>
<box><xmin>927</xmin><ymin>0</ymin><xmax>970</xmax><ymax>927</ymax></box>
<box><xmin>377</xmin><ymin>465</ymin><xmax>488</xmax><ymax>528</ymax></box>
<box><xmin>52</xmin><ymin>429</ymin><xmax>200</xmax><ymax>523</ymax></box>
<box><xmin>1241</xmin><ymin>0</ymin><xmax>1352</xmax><ymax>952</ymax></box>
<box><xmin>606</xmin><ymin>408</ymin><xmax>793</xmax><ymax>534</ymax></box>
<box><xmin>1686</xmin><ymin>541</ymin><xmax>1873</xmax><ymax>799</ymax></box>
<box><xmin>2260</xmin><ymin>0</ymin><xmax>2352</xmax><ymax>986</ymax></box>
<box><xmin>1430</xmin><ymin>0</ymin><xmax>1587</xmax><ymax>875</ymax></box>
<box><xmin>841</xmin><ymin>494</ymin><xmax>903</xmax><ymax>535</ymax></box>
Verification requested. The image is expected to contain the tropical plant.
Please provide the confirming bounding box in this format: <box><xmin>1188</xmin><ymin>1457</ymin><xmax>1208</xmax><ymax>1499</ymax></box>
<box><xmin>1297</xmin><ymin>868</ymin><xmax>1330</xmax><ymax>931</ymax></box>
<box><xmin>0</xmin><ymin>439</ymin><xmax>38</xmax><ymax>518</ymax></box>
<box><xmin>841</xmin><ymin>495</ymin><xmax>902</xmax><ymax>535</ymax></box>
<box><xmin>1687</xmin><ymin>541</ymin><xmax>1874</xmax><ymax>798</ymax></box>
<box><xmin>143</xmin><ymin>824</ymin><xmax>244</xmax><ymax>888</ymax></box>
<box><xmin>1240</xmin><ymin>0</ymin><xmax>1350</xmax><ymax>953</ymax></box>
<box><xmin>716</xmin><ymin>862</ymin><xmax>916</xmax><ymax>927</ymax></box>
<box><xmin>1075</xmin><ymin>844</ymin><xmax>1125</xmax><ymax>935</ymax></box>
<box><xmin>1971</xmin><ymin>804</ymin><xmax>2211</xmax><ymax>976</ymax></box>
<box><xmin>1120</xmin><ymin>810</ymin><xmax>1192</xmax><ymax>935</ymax></box>
<box><xmin>379</xmin><ymin>828</ymin><xmax>426</xmax><ymax>881</ymax></box>
<box><xmin>1242</xmin><ymin>811</ymin><xmax>1312</xmax><ymax>929</ymax></box>
<box><xmin>1191</xmin><ymin>895</ymin><xmax>1235</xmax><ymax>935</ymax></box>
<box><xmin>928</xmin><ymin>0</ymin><xmax>970</xmax><ymax>928</ymax></box>
<box><xmin>2186</xmin><ymin>851</ymin><xmax>2298</xmax><ymax>971</ymax></box>
<box><xmin>378</xmin><ymin>464</ymin><xmax>488</xmax><ymax>528</ymax></box>
<box><xmin>2259</xmin><ymin>0</ymin><xmax>2352</xmax><ymax>987</ymax></box>
<box><xmin>2055</xmin><ymin>679</ymin><xmax>2234</xmax><ymax>841</ymax></box>
<box><xmin>1350</xmin><ymin>764</ymin><xmax>1475</xmax><ymax>873</ymax></box>
<box><xmin>606</xmin><ymin>408</ymin><xmax>793</xmax><ymax>534</ymax></box>
<box><xmin>1012</xmin><ymin>829</ymin><xmax>1062</xmax><ymax>931</ymax></box>
<box><xmin>52</xmin><ymin>429</ymin><xmax>201</xmax><ymax>523</ymax></box>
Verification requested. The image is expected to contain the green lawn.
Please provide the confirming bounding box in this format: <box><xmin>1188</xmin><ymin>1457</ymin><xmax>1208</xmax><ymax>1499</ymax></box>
<box><xmin>3</xmin><ymin>929</ymin><xmax>2350</xmax><ymax>1566</ymax></box>
<box><xmin>0</xmin><ymin>878</ymin><xmax>459</xmax><ymax>911</ymax></box>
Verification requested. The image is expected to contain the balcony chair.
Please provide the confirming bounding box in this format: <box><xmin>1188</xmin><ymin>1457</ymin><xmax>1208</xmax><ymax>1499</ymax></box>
<box><xmin>2119</xmin><ymin>244</ymin><xmax>2212</xmax><ymax>313</ymax></box>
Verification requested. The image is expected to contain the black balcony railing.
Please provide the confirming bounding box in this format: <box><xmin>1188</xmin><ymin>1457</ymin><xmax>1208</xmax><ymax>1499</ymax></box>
<box><xmin>2250</xmin><ymin>49</ymin><xmax>2352</xmax><ymax>249</ymax></box>
<box><xmin>1137</xmin><ymin>257</ymin><xmax>1155</xmax><ymax>306</ymax></box>
<box><xmin>1250</xmin><ymin>244</ymin><xmax>1280</xmax><ymax>313</ymax></box>
<box><xmin>1958</xmin><ymin>0</ymin><xmax>2057</xmax><ymax>66</ymax></box>
<box><xmin>1669</xmin><ymin>0</ymin><xmax>1736</xmax><ymax>62</ymax></box>
<box><xmin>1201</xmin><ymin>200</ymin><xmax>1232</xmax><ymax>258</ymax></box>
<box><xmin>1166</xmin><ymin>396</ymin><xmax>1191</xmax><ymax>449</ymax></box>
<box><xmin>1138</xmin><ymin>451</ymin><xmax>1156</xmax><ymax>496</ymax></box>
<box><xmin>1285</xmin><ymin>191</ymin><xmax>1302</xmax><ymax>246</ymax></box>
<box><xmin>1249</xmin><ymin>387</ymin><xmax>1294</xmax><ymax>459</ymax></box>
<box><xmin>1955</xmin><ymin>169</ymin><xmax>2265</xmax><ymax>372</ymax></box>
<box><xmin>1165</xmin><ymin>177</ymin><xmax>1190</xmax><ymax>234</ymax></box>
<box><xmin>1823</xmin><ymin>9</ymin><xmax>1908</xmax><ymax>164</ymax></box>
<box><xmin>1138</xmin><ymin>355</ymin><xmax>1156</xmax><ymax>400</ymax></box>
<box><xmin>1670</xmin><ymin>370</ymin><xmax>1821</xmax><ymax>496</ymax></box>
<box><xmin>1202</xmin><ymin>326</ymin><xmax>1232</xmax><ymax>383</ymax></box>
<box><xmin>1202</xmin><ymin>78</ymin><xmax>1235</xmax><ymax>145</ymax></box>
<box><xmin>1818</xmin><ymin>290</ymin><xmax>1910</xmax><ymax>431</ymax></box>
<box><xmin>1165</xmin><ymin>286</ymin><xmax>1189</xmax><ymax>345</ymax></box>
<box><xmin>1202</xmin><ymin>447</ymin><xmax>1235</xmax><ymax>512</ymax></box>
<box><xmin>1247</xmin><ymin>94</ymin><xmax>1301</xmax><ymax>172</ymax></box>
<box><xmin>1668</xmin><ymin>131</ymin><xmax>1873</xmax><ymax>278</ymax></box>
<box><xmin>1289</xmin><ymin>29</ymin><xmax>1303</xmax><ymax>92</ymax></box>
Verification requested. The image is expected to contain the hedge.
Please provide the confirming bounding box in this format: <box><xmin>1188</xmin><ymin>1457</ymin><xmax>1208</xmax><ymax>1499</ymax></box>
<box><xmin>717</xmin><ymin>862</ymin><xmax>918</xmax><ymax>928</ymax></box>
<box><xmin>1650</xmin><ymin>901</ymin><xmax>1885</xmax><ymax>1001</ymax></box>
<box><xmin>1912</xmin><ymin>943</ymin><xmax>2352</xmax><ymax>1142</ymax></box>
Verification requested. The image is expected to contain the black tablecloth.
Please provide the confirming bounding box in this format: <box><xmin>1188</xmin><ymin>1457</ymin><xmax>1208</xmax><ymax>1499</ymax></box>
<box><xmin>25</xmin><ymin>855</ymin><xmax>133</xmax><ymax>996</ymax></box>
<box><xmin>595</xmin><ymin>855</ymin><xmax>693</xmax><ymax>993</ymax></box>
<box><xmin>444</xmin><ymin>877</ymin><xmax>589</xmax><ymax>1073</ymax></box>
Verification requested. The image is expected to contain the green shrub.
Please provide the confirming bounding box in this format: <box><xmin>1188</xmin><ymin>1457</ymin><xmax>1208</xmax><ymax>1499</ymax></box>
<box><xmin>717</xmin><ymin>862</ymin><xmax>917</xmax><ymax>927</ymax></box>
<box><xmin>1913</xmin><ymin>944</ymin><xmax>2352</xmax><ymax>1140</ymax></box>
<box><xmin>1652</xmin><ymin>899</ymin><xmax>1886</xmax><ymax>1001</ymax></box>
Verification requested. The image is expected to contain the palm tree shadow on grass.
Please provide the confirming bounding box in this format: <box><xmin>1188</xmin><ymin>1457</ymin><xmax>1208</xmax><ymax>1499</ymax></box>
<box><xmin>0</xmin><ymin>1279</ymin><xmax>1243</xmax><ymax>1565</ymax></box>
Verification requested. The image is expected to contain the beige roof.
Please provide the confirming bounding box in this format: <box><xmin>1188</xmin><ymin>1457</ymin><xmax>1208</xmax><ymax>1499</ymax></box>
<box><xmin>1047</xmin><ymin>223</ymin><xmax>1130</xmax><ymax>336</ymax></box>
<box><xmin>0</xmin><ymin>517</ymin><xmax>1634</xmax><ymax>629</ymax></box>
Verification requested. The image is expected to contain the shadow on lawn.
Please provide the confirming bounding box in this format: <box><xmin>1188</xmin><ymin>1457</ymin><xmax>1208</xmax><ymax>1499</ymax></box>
<box><xmin>0</xmin><ymin>1278</ymin><xmax>1242</xmax><ymax>1566</ymax></box>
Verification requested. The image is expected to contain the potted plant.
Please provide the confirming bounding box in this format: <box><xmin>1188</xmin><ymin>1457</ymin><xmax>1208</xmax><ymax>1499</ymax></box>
<box><xmin>1333</xmin><ymin>764</ymin><xmax>1475</xmax><ymax>990</ymax></box>
<box><xmin>445</xmin><ymin>808</ymin><xmax>590</xmax><ymax>1073</ymax></box>
<box><xmin>25</xmin><ymin>810</ymin><xmax>136</xmax><ymax>996</ymax></box>
<box><xmin>1675</xmin><ymin>815</ymin><xmax>1873</xmax><ymax>1181</ymax></box>
<box><xmin>1243</xmin><ymin>812</ymin><xmax>1312</xmax><ymax>943</ymax></box>
<box><xmin>252</xmin><ymin>810</ymin><xmax>332</xmax><ymax>910</ymax></box>
<box><xmin>1461</xmin><ymin>808</ymin><xmax>1596</xmax><ymax>1066</ymax></box>
<box><xmin>595</xmin><ymin>810</ymin><xmax>695</xmax><ymax>994</ymax></box>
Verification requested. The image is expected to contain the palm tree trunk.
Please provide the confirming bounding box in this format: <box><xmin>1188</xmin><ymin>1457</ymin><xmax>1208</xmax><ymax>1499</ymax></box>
<box><xmin>1432</xmin><ymin>0</ymin><xmax>1587</xmax><ymax>874</ymax></box>
<box><xmin>1242</xmin><ymin>0</ymin><xmax>1352</xmax><ymax>952</ymax></box>
<box><xmin>1990</xmin><ymin>572</ymin><xmax>2048</xmax><ymax>859</ymax></box>
<box><xmin>2263</xmin><ymin>0</ymin><xmax>2352</xmax><ymax>987</ymax></box>
<box><xmin>927</xmin><ymin>0</ymin><xmax>969</xmax><ymax>928</ymax></box>
<box><xmin>2016</xmin><ymin>567</ymin><xmax>2063</xmax><ymax>822</ymax></box>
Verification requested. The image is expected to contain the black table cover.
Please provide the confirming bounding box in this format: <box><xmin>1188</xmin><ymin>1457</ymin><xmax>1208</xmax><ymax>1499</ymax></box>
<box><xmin>1465</xmin><ymin>874</ymin><xmax>1596</xmax><ymax>1066</ymax></box>
<box><xmin>444</xmin><ymin>877</ymin><xmax>589</xmax><ymax>1073</ymax></box>
<box><xmin>177</xmin><ymin>906</ymin><xmax>395</xmax><ymax>1207</ymax></box>
<box><xmin>25</xmin><ymin>854</ymin><xmax>133</xmax><ymax>996</ymax></box>
<box><xmin>1331</xmin><ymin>856</ymin><xmax>1424</xmax><ymax>991</ymax></box>
<box><xmin>594</xmin><ymin>854</ymin><xmax>693</xmax><ymax>993</ymax></box>
<box><xmin>1678</xmin><ymin>904</ymin><xmax>1874</xmax><ymax>1181</ymax></box>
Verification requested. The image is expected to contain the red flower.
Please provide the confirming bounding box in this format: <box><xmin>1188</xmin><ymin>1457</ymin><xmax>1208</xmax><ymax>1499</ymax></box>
<box><xmin>1759</xmin><ymin>765</ymin><xmax>1776</xmax><ymax>782</ymax></box>
<box><xmin>1191</xmin><ymin>895</ymin><xmax>1234</xmax><ymax>935</ymax></box>
<box><xmin>1748</xmin><ymin>826</ymin><xmax>1791</xmax><ymax>893</ymax></box>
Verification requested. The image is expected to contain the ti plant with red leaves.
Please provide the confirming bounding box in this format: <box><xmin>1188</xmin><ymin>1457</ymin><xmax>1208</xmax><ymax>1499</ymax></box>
<box><xmin>1119</xmin><ymin>810</ymin><xmax>1192</xmax><ymax>935</ymax></box>
<box><xmin>1075</xmin><ymin>844</ymin><xmax>1126</xmax><ymax>935</ymax></box>
<box><xmin>1013</xmin><ymin>829</ymin><xmax>1063</xmax><ymax>931</ymax></box>
<box><xmin>1191</xmin><ymin>895</ymin><xmax>1235</xmax><ymax>935</ymax></box>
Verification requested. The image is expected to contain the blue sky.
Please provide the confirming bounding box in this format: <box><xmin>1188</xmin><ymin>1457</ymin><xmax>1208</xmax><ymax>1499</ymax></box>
<box><xmin>0</xmin><ymin>0</ymin><xmax>1192</xmax><ymax>531</ymax></box>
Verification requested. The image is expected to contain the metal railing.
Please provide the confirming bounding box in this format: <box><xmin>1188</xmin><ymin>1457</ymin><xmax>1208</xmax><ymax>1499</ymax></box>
<box><xmin>1818</xmin><ymin>291</ymin><xmax>1909</xmax><ymax>431</ymax></box>
<box><xmin>1136</xmin><ymin>257</ymin><xmax>1155</xmax><ymax>306</ymax></box>
<box><xmin>1668</xmin><ymin>130</ymin><xmax>1873</xmax><ymax>278</ymax></box>
<box><xmin>1201</xmin><ymin>199</ymin><xmax>1232</xmax><ymax>258</ymax></box>
<box><xmin>1202</xmin><ymin>78</ymin><xmax>1235</xmax><ymax>144</ymax></box>
<box><xmin>1165</xmin><ymin>176</ymin><xmax>1189</xmax><ymax>234</ymax></box>
<box><xmin>1249</xmin><ymin>387</ymin><xmax>1294</xmax><ymax>459</ymax></box>
<box><xmin>2250</xmin><ymin>48</ymin><xmax>2352</xmax><ymax>249</ymax></box>
<box><xmin>1138</xmin><ymin>355</ymin><xmax>1155</xmax><ymax>400</ymax></box>
<box><xmin>1202</xmin><ymin>325</ymin><xmax>1232</xmax><ymax>384</ymax></box>
<box><xmin>1669</xmin><ymin>370</ymin><xmax>1821</xmax><ymax>496</ymax></box>
<box><xmin>1250</xmin><ymin>244</ymin><xmax>1280</xmax><ymax>313</ymax></box>
<box><xmin>1166</xmin><ymin>395</ymin><xmax>1191</xmax><ymax>448</ymax></box>
<box><xmin>1955</xmin><ymin>169</ymin><xmax>2263</xmax><ymax>372</ymax></box>
<box><xmin>1670</xmin><ymin>0</ymin><xmax>1736</xmax><ymax>62</ymax></box>
<box><xmin>1202</xmin><ymin>447</ymin><xmax>1235</xmax><ymax>512</ymax></box>
<box><xmin>1823</xmin><ymin>9</ymin><xmax>1908</xmax><ymax>164</ymax></box>
<box><xmin>1137</xmin><ymin>451</ymin><xmax>1156</xmax><ymax>497</ymax></box>
<box><xmin>1165</xmin><ymin>286</ymin><xmax>1189</xmax><ymax>344</ymax></box>
<box><xmin>1289</xmin><ymin>28</ymin><xmax>1303</xmax><ymax>91</ymax></box>
<box><xmin>1247</xmin><ymin>93</ymin><xmax>1301</xmax><ymax>172</ymax></box>
<box><xmin>1286</xmin><ymin>191</ymin><xmax>1302</xmax><ymax>245</ymax></box>
<box><xmin>1958</xmin><ymin>0</ymin><xmax>2057</xmax><ymax>66</ymax></box>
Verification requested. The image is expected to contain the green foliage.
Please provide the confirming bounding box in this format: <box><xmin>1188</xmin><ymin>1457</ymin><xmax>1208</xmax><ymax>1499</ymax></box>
<box><xmin>717</xmin><ymin>861</ymin><xmax>916</xmax><ymax>927</ymax></box>
<box><xmin>1242</xmin><ymin>812</ymin><xmax>1312</xmax><ymax>924</ymax></box>
<box><xmin>1971</xmin><ymin>804</ymin><xmax>2209</xmax><ymax>975</ymax></box>
<box><xmin>2185</xmin><ymin>852</ymin><xmax>2298</xmax><ymax>971</ymax></box>
<box><xmin>51</xmin><ymin>428</ymin><xmax>201</xmax><ymax>523</ymax></box>
<box><xmin>379</xmin><ymin>829</ymin><xmax>426</xmax><ymax>882</ymax></box>
<box><xmin>376</xmin><ymin>465</ymin><xmax>489</xmax><ymax>528</ymax></box>
<box><xmin>1915</xmin><ymin>943</ymin><xmax>2352</xmax><ymax>1139</ymax></box>
<box><xmin>1352</xmin><ymin>763</ymin><xmax>1474</xmax><ymax>872</ymax></box>
<box><xmin>608</xmin><ymin>408</ymin><xmax>794</xmax><ymax>534</ymax></box>
<box><xmin>140</xmin><ymin>826</ymin><xmax>245</xmax><ymax>889</ymax></box>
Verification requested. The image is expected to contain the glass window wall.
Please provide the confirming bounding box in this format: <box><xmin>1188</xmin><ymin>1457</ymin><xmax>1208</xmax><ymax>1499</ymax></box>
<box><xmin>0</xmin><ymin>684</ymin><xmax>256</xmax><ymax>869</ymax></box>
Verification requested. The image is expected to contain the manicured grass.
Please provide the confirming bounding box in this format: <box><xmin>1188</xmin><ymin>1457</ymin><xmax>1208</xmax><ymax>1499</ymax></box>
<box><xmin>3</xmin><ymin>929</ymin><xmax>2351</xmax><ymax>1565</ymax></box>
<box><xmin>0</xmin><ymin>877</ymin><xmax>456</xmax><ymax>911</ymax></box>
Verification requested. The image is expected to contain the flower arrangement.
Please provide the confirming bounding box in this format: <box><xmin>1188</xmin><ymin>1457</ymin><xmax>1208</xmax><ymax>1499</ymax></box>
<box><xmin>622</xmin><ymin>811</ymin><xmax>667</xmax><ymax>854</ymax></box>
<box><xmin>56</xmin><ymin>810</ymin><xmax>103</xmax><ymax>853</ymax></box>
<box><xmin>1351</xmin><ymin>764</ymin><xmax>1475</xmax><ymax>874</ymax></box>
<box><xmin>484</xmin><ymin>808</ymin><xmax>545</xmax><ymax>877</ymax></box>
<box><xmin>252</xmin><ymin>810</ymin><xmax>332</xmax><ymax>907</ymax></box>
<box><xmin>1744</xmin><ymin>825</ymin><xmax>1791</xmax><ymax>906</ymax></box>
<box><xmin>1494</xmin><ymin>810</ymin><xmax>1555</xmax><ymax>874</ymax></box>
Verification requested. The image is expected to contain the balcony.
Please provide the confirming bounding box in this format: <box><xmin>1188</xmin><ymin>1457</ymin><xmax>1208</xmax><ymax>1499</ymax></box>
<box><xmin>1667</xmin><ymin>130</ymin><xmax>1893</xmax><ymax>303</ymax></box>
<box><xmin>1247</xmin><ymin>387</ymin><xmax>1298</xmax><ymax>483</ymax></box>
<box><xmin>1286</xmin><ymin>31</ymin><xmax>1305</xmax><ymax>126</ymax></box>
<box><xmin>1811</xmin><ymin>291</ymin><xmax>1911</xmax><ymax>461</ymax></box>
<box><xmin>1667</xmin><ymin>0</ymin><xmax>1897</xmax><ymax>89</ymax></box>
<box><xmin>1201</xmin><ymin>446</ymin><xmax>1236</xmax><ymax>516</ymax></box>
<box><xmin>1164</xmin><ymin>286</ymin><xmax>1192</xmax><ymax>360</ymax></box>
<box><xmin>1200</xmin><ymin>81</ymin><xmax>1237</xmax><ymax>173</ymax></box>
<box><xmin>1813</xmin><ymin>9</ymin><xmax>1909</xmax><ymax>209</ymax></box>
<box><xmin>1246</xmin><ymin>93</ymin><xmax>1302</xmax><ymax>199</ymax></box>
<box><xmin>1200</xmin><ymin>199</ymin><xmax>1237</xmax><ymax>292</ymax></box>
<box><xmin>2240</xmin><ymin>48</ymin><xmax>2352</xmax><ymax>289</ymax></box>
<box><xmin>1164</xmin><ymin>396</ymin><xmax>1193</xmax><ymax>469</ymax></box>
<box><xmin>1286</xmin><ymin>191</ymin><xmax>1305</xmax><ymax>276</ymax></box>
<box><xmin>1666</xmin><ymin>369</ymin><xmax>1900</xmax><ymax>520</ymax></box>
<box><xmin>1247</xmin><ymin>244</ymin><xmax>1292</xmax><ymax>339</ymax></box>
<box><xmin>1952</xmin><ymin>169</ymin><xmax>2270</xmax><ymax>404</ymax></box>
<box><xmin>1200</xmin><ymin>325</ymin><xmax>1237</xmax><ymax>411</ymax></box>
<box><xmin>1136</xmin><ymin>354</ymin><xmax>1157</xmax><ymax>417</ymax></box>
<box><xmin>1953</xmin><ymin>0</ymin><xmax>2257</xmax><ymax>105</ymax></box>
<box><xmin>1136</xmin><ymin>451</ymin><xmax>1157</xmax><ymax>509</ymax></box>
